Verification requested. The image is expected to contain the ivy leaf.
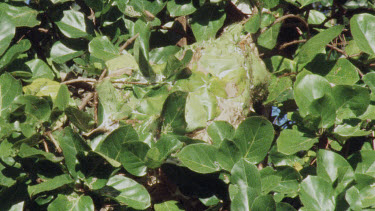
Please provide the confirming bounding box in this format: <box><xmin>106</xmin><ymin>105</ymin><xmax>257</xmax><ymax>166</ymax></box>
<box><xmin>296</xmin><ymin>25</ymin><xmax>344</xmax><ymax>64</ymax></box>
<box><xmin>299</xmin><ymin>176</ymin><xmax>336</xmax><ymax>210</ymax></box>
<box><xmin>258</xmin><ymin>23</ymin><xmax>282</xmax><ymax>50</ymax></box>
<box><xmin>0</xmin><ymin>11</ymin><xmax>15</xmax><ymax>56</ymax></box>
<box><xmin>177</xmin><ymin>143</ymin><xmax>221</xmax><ymax>173</ymax></box>
<box><xmin>0</xmin><ymin>3</ymin><xmax>40</xmax><ymax>27</ymax></box>
<box><xmin>161</xmin><ymin>91</ymin><xmax>188</xmax><ymax>134</ymax></box>
<box><xmin>119</xmin><ymin>141</ymin><xmax>150</xmax><ymax>177</ymax></box>
<box><xmin>89</xmin><ymin>36</ymin><xmax>119</xmax><ymax>61</ymax></box>
<box><xmin>55</xmin><ymin>10</ymin><xmax>87</xmax><ymax>38</ymax></box>
<box><xmin>47</xmin><ymin>193</ymin><xmax>94</xmax><ymax>211</ymax></box>
<box><xmin>324</xmin><ymin>58</ymin><xmax>359</xmax><ymax>85</ymax></box>
<box><xmin>277</xmin><ymin>128</ymin><xmax>318</xmax><ymax>155</ymax></box>
<box><xmin>98</xmin><ymin>175</ymin><xmax>151</xmax><ymax>210</ymax></box>
<box><xmin>25</xmin><ymin>59</ymin><xmax>55</xmax><ymax>80</ymax></box>
<box><xmin>231</xmin><ymin>159</ymin><xmax>261</xmax><ymax>192</ymax></box>
<box><xmin>28</xmin><ymin>174</ymin><xmax>74</xmax><ymax>197</ymax></box>
<box><xmin>50</xmin><ymin>41</ymin><xmax>84</xmax><ymax>64</ymax></box>
<box><xmin>145</xmin><ymin>135</ymin><xmax>183</xmax><ymax>168</ymax></box>
<box><xmin>167</xmin><ymin>0</ymin><xmax>196</xmax><ymax>17</ymax></box>
<box><xmin>207</xmin><ymin>121</ymin><xmax>235</xmax><ymax>147</ymax></box>
<box><xmin>0</xmin><ymin>39</ymin><xmax>31</xmax><ymax>70</ymax></box>
<box><xmin>154</xmin><ymin>200</ymin><xmax>184</xmax><ymax>211</ymax></box>
<box><xmin>251</xmin><ymin>195</ymin><xmax>276</xmax><ymax>210</ymax></box>
<box><xmin>0</xmin><ymin>73</ymin><xmax>22</xmax><ymax>117</ymax></box>
<box><xmin>65</xmin><ymin>107</ymin><xmax>95</xmax><ymax>132</ymax></box>
<box><xmin>191</xmin><ymin>5</ymin><xmax>226</xmax><ymax>42</ymax></box>
<box><xmin>18</xmin><ymin>144</ymin><xmax>63</xmax><ymax>163</ymax></box>
<box><xmin>234</xmin><ymin>117</ymin><xmax>274</xmax><ymax>163</ymax></box>
<box><xmin>317</xmin><ymin>150</ymin><xmax>355</xmax><ymax>195</ymax></box>
<box><xmin>350</xmin><ymin>13</ymin><xmax>375</xmax><ymax>55</ymax></box>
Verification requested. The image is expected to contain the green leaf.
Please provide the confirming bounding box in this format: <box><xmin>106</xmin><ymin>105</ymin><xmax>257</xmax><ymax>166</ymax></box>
<box><xmin>177</xmin><ymin>143</ymin><xmax>221</xmax><ymax>173</ymax></box>
<box><xmin>296</xmin><ymin>25</ymin><xmax>344</xmax><ymax>64</ymax></box>
<box><xmin>55</xmin><ymin>10</ymin><xmax>87</xmax><ymax>38</ymax></box>
<box><xmin>95</xmin><ymin>125</ymin><xmax>139</xmax><ymax>167</ymax></box>
<box><xmin>294</xmin><ymin>73</ymin><xmax>336</xmax><ymax>128</ymax></box>
<box><xmin>251</xmin><ymin>195</ymin><xmax>276</xmax><ymax>211</ymax></box>
<box><xmin>264</xmin><ymin>76</ymin><xmax>293</xmax><ymax>104</ymax></box>
<box><xmin>119</xmin><ymin>141</ymin><xmax>150</xmax><ymax>176</ymax></box>
<box><xmin>55</xmin><ymin>84</ymin><xmax>70</xmax><ymax>110</ymax></box>
<box><xmin>28</xmin><ymin>174</ymin><xmax>74</xmax><ymax>197</ymax></box>
<box><xmin>332</xmin><ymin>85</ymin><xmax>370</xmax><ymax>120</ymax></box>
<box><xmin>56</xmin><ymin>127</ymin><xmax>90</xmax><ymax>179</ymax></box>
<box><xmin>230</xmin><ymin>186</ymin><xmax>260</xmax><ymax>211</ymax></box>
<box><xmin>362</xmin><ymin>72</ymin><xmax>375</xmax><ymax>93</ymax></box>
<box><xmin>65</xmin><ymin>106</ymin><xmax>95</xmax><ymax>132</ymax></box>
<box><xmin>216</xmin><ymin>139</ymin><xmax>241</xmax><ymax>171</ymax></box>
<box><xmin>0</xmin><ymin>11</ymin><xmax>15</xmax><ymax>56</ymax></box>
<box><xmin>98</xmin><ymin>175</ymin><xmax>151</xmax><ymax>210</ymax></box>
<box><xmin>324</xmin><ymin>58</ymin><xmax>359</xmax><ymax>85</ymax></box>
<box><xmin>145</xmin><ymin>135</ymin><xmax>183</xmax><ymax>168</ymax></box>
<box><xmin>0</xmin><ymin>73</ymin><xmax>22</xmax><ymax>117</ymax></box>
<box><xmin>244</xmin><ymin>12</ymin><xmax>260</xmax><ymax>33</ymax></box>
<box><xmin>276</xmin><ymin>202</ymin><xmax>297</xmax><ymax>211</ymax></box>
<box><xmin>15</xmin><ymin>95</ymin><xmax>52</xmax><ymax>122</ymax></box>
<box><xmin>18</xmin><ymin>144</ymin><xmax>63</xmax><ymax>163</ymax></box>
<box><xmin>234</xmin><ymin>117</ymin><xmax>274</xmax><ymax>163</ymax></box>
<box><xmin>299</xmin><ymin>176</ymin><xmax>336</xmax><ymax>210</ymax></box>
<box><xmin>0</xmin><ymin>3</ymin><xmax>40</xmax><ymax>27</ymax></box>
<box><xmin>161</xmin><ymin>91</ymin><xmax>188</xmax><ymax>134</ymax></box>
<box><xmin>298</xmin><ymin>0</ymin><xmax>320</xmax><ymax>7</ymax></box>
<box><xmin>317</xmin><ymin>150</ymin><xmax>355</xmax><ymax>195</ymax></box>
<box><xmin>349</xmin><ymin>150</ymin><xmax>375</xmax><ymax>177</ymax></box>
<box><xmin>345</xmin><ymin>186</ymin><xmax>362</xmax><ymax>211</ymax></box>
<box><xmin>48</xmin><ymin>193</ymin><xmax>94</xmax><ymax>211</ymax></box>
<box><xmin>23</xmin><ymin>78</ymin><xmax>60</xmax><ymax>99</ymax></box>
<box><xmin>96</xmin><ymin>80</ymin><xmax>131</xmax><ymax>124</ymax></box>
<box><xmin>334</xmin><ymin>123</ymin><xmax>371</xmax><ymax>137</ymax></box>
<box><xmin>258</xmin><ymin>23</ymin><xmax>282</xmax><ymax>50</ymax></box>
<box><xmin>167</xmin><ymin>0</ymin><xmax>196</xmax><ymax>17</ymax></box>
<box><xmin>89</xmin><ymin>36</ymin><xmax>119</xmax><ymax>61</ymax></box>
<box><xmin>350</xmin><ymin>13</ymin><xmax>375</xmax><ymax>55</ymax></box>
<box><xmin>149</xmin><ymin>46</ymin><xmax>180</xmax><ymax>64</ymax></box>
<box><xmin>231</xmin><ymin>159</ymin><xmax>261</xmax><ymax>192</ymax></box>
<box><xmin>0</xmin><ymin>39</ymin><xmax>31</xmax><ymax>69</ymax></box>
<box><xmin>207</xmin><ymin>121</ymin><xmax>235</xmax><ymax>147</ymax></box>
<box><xmin>154</xmin><ymin>200</ymin><xmax>184</xmax><ymax>211</ymax></box>
<box><xmin>191</xmin><ymin>5</ymin><xmax>226</xmax><ymax>42</ymax></box>
<box><xmin>277</xmin><ymin>128</ymin><xmax>318</xmax><ymax>155</ymax></box>
<box><xmin>50</xmin><ymin>41</ymin><xmax>84</xmax><ymax>64</ymax></box>
<box><xmin>106</xmin><ymin>54</ymin><xmax>139</xmax><ymax>77</ymax></box>
<box><xmin>25</xmin><ymin>59</ymin><xmax>55</xmax><ymax>80</ymax></box>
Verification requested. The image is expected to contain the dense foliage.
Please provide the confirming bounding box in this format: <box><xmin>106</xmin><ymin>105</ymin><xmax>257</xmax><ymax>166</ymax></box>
<box><xmin>1</xmin><ymin>0</ymin><xmax>375</xmax><ymax>210</ymax></box>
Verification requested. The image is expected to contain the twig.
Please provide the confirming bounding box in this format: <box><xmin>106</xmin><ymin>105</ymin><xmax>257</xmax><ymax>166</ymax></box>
<box><xmin>119</xmin><ymin>33</ymin><xmax>139</xmax><ymax>53</ymax></box>
<box><xmin>372</xmin><ymin>131</ymin><xmax>375</xmax><ymax>150</ymax></box>
<box><xmin>43</xmin><ymin>139</ymin><xmax>49</xmax><ymax>153</ymax></box>
<box><xmin>261</xmin><ymin>14</ymin><xmax>310</xmax><ymax>38</ymax></box>
<box><xmin>94</xmin><ymin>92</ymin><xmax>99</xmax><ymax>124</ymax></box>
<box><xmin>111</xmin><ymin>80</ymin><xmax>157</xmax><ymax>85</ymax></box>
<box><xmin>62</xmin><ymin>78</ymin><xmax>96</xmax><ymax>84</ymax></box>
<box><xmin>99</xmin><ymin>69</ymin><xmax>107</xmax><ymax>81</ymax></box>
<box><xmin>79</xmin><ymin>92</ymin><xmax>94</xmax><ymax>110</ymax></box>
<box><xmin>326</xmin><ymin>44</ymin><xmax>348</xmax><ymax>57</ymax></box>
<box><xmin>45</xmin><ymin>131</ymin><xmax>62</xmax><ymax>153</ymax></box>
<box><xmin>279</xmin><ymin>39</ymin><xmax>306</xmax><ymax>50</ymax></box>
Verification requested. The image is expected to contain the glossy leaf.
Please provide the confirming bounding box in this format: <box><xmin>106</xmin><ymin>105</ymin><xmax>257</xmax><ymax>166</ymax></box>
<box><xmin>18</xmin><ymin>144</ymin><xmax>63</xmax><ymax>163</ymax></box>
<box><xmin>119</xmin><ymin>141</ymin><xmax>150</xmax><ymax>176</ymax></box>
<box><xmin>0</xmin><ymin>3</ymin><xmax>40</xmax><ymax>27</ymax></box>
<box><xmin>28</xmin><ymin>174</ymin><xmax>73</xmax><ymax>197</ymax></box>
<box><xmin>324</xmin><ymin>58</ymin><xmax>359</xmax><ymax>85</ymax></box>
<box><xmin>47</xmin><ymin>193</ymin><xmax>94</xmax><ymax>211</ymax></box>
<box><xmin>95</xmin><ymin>125</ymin><xmax>139</xmax><ymax>167</ymax></box>
<box><xmin>0</xmin><ymin>73</ymin><xmax>22</xmax><ymax>117</ymax></box>
<box><xmin>296</xmin><ymin>25</ymin><xmax>344</xmax><ymax>64</ymax></box>
<box><xmin>55</xmin><ymin>10</ymin><xmax>87</xmax><ymax>38</ymax></box>
<box><xmin>177</xmin><ymin>143</ymin><xmax>221</xmax><ymax>173</ymax></box>
<box><xmin>50</xmin><ymin>41</ymin><xmax>84</xmax><ymax>64</ymax></box>
<box><xmin>258</xmin><ymin>23</ymin><xmax>282</xmax><ymax>50</ymax></box>
<box><xmin>216</xmin><ymin>139</ymin><xmax>241</xmax><ymax>171</ymax></box>
<box><xmin>65</xmin><ymin>106</ymin><xmax>95</xmax><ymax>132</ymax></box>
<box><xmin>251</xmin><ymin>195</ymin><xmax>276</xmax><ymax>211</ymax></box>
<box><xmin>234</xmin><ymin>117</ymin><xmax>274</xmax><ymax>163</ymax></box>
<box><xmin>26</xmin><ymin>59</ymin><xmax>55</xmax><ymax>80</ymax></box>
<box><xmin>167</xmin><ymin>0</ymin><xmax>196</xmax><ymax>17</ymax></box>
<box><xmin>231</xmin><ymin>159</ymin><xmax>261</xmax><ymax>192</ymax></box>
<box><xmin>99</xmin><ymin>175</ymin><xmax>151</xmax><ymax>210</ymax></box>
<box><xmin>0</xmin><ymin>11</ymin><xmax>15</xmax><ymax>56</ymax></box>
<box><xmin>277</xmin><ymin>128</ymin><xmax>318</xmax><ymax>155</ymax></box>
<box><xmin>161</xmin><ymin>91</ymin><xmax>188</xmax><ymax>134</ymax></box>
<box><xmin>0</xmin><ymin>39</ymin><xmax>31</xmax><ymax>69</ymax></box>
<box><xmin>145</xmin><ymin>135</ymin><xmax>183</xmax><ymax>168</ymax></box>
<box><xmin>350</xmin><ymin>13</ymin><xmax>375</xmax><ymax>55</ymax></box>
<box><xmin>89</xmin><ymin>36</ymin><xmax>119</xmax><ymax>61</ymax></box>
<box><xmin>154</xmin><ymin>200</ymin><xmax>184</xmax><ymax>211</ymax></box>
<box><xmin>207</xmin><ymin>121</ymin><xmax>235</xmax><ymax>147</ymax></box>
<box><xmin>317</xmin><ymin>150</ymin><xmax>354</xmax><ymax>195</ymax></box>
<box><xmin>56</xmin><ymin>127</ymin><xmax>90</xmax><ymax>178</ymax></box>
<box><xmin>362</xmin><ymin>72</ymin><xmax>375</xmax><ymax>93</ymax></box>
<box><xmin>299</xmin><ymin>176</ymin><xmax>336</xmax><ymax>210</ymax></box>
<box><xmin>191</xmin><ymin>5</ymin><xmax>226</xmax><ymax>42</ymax></box>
